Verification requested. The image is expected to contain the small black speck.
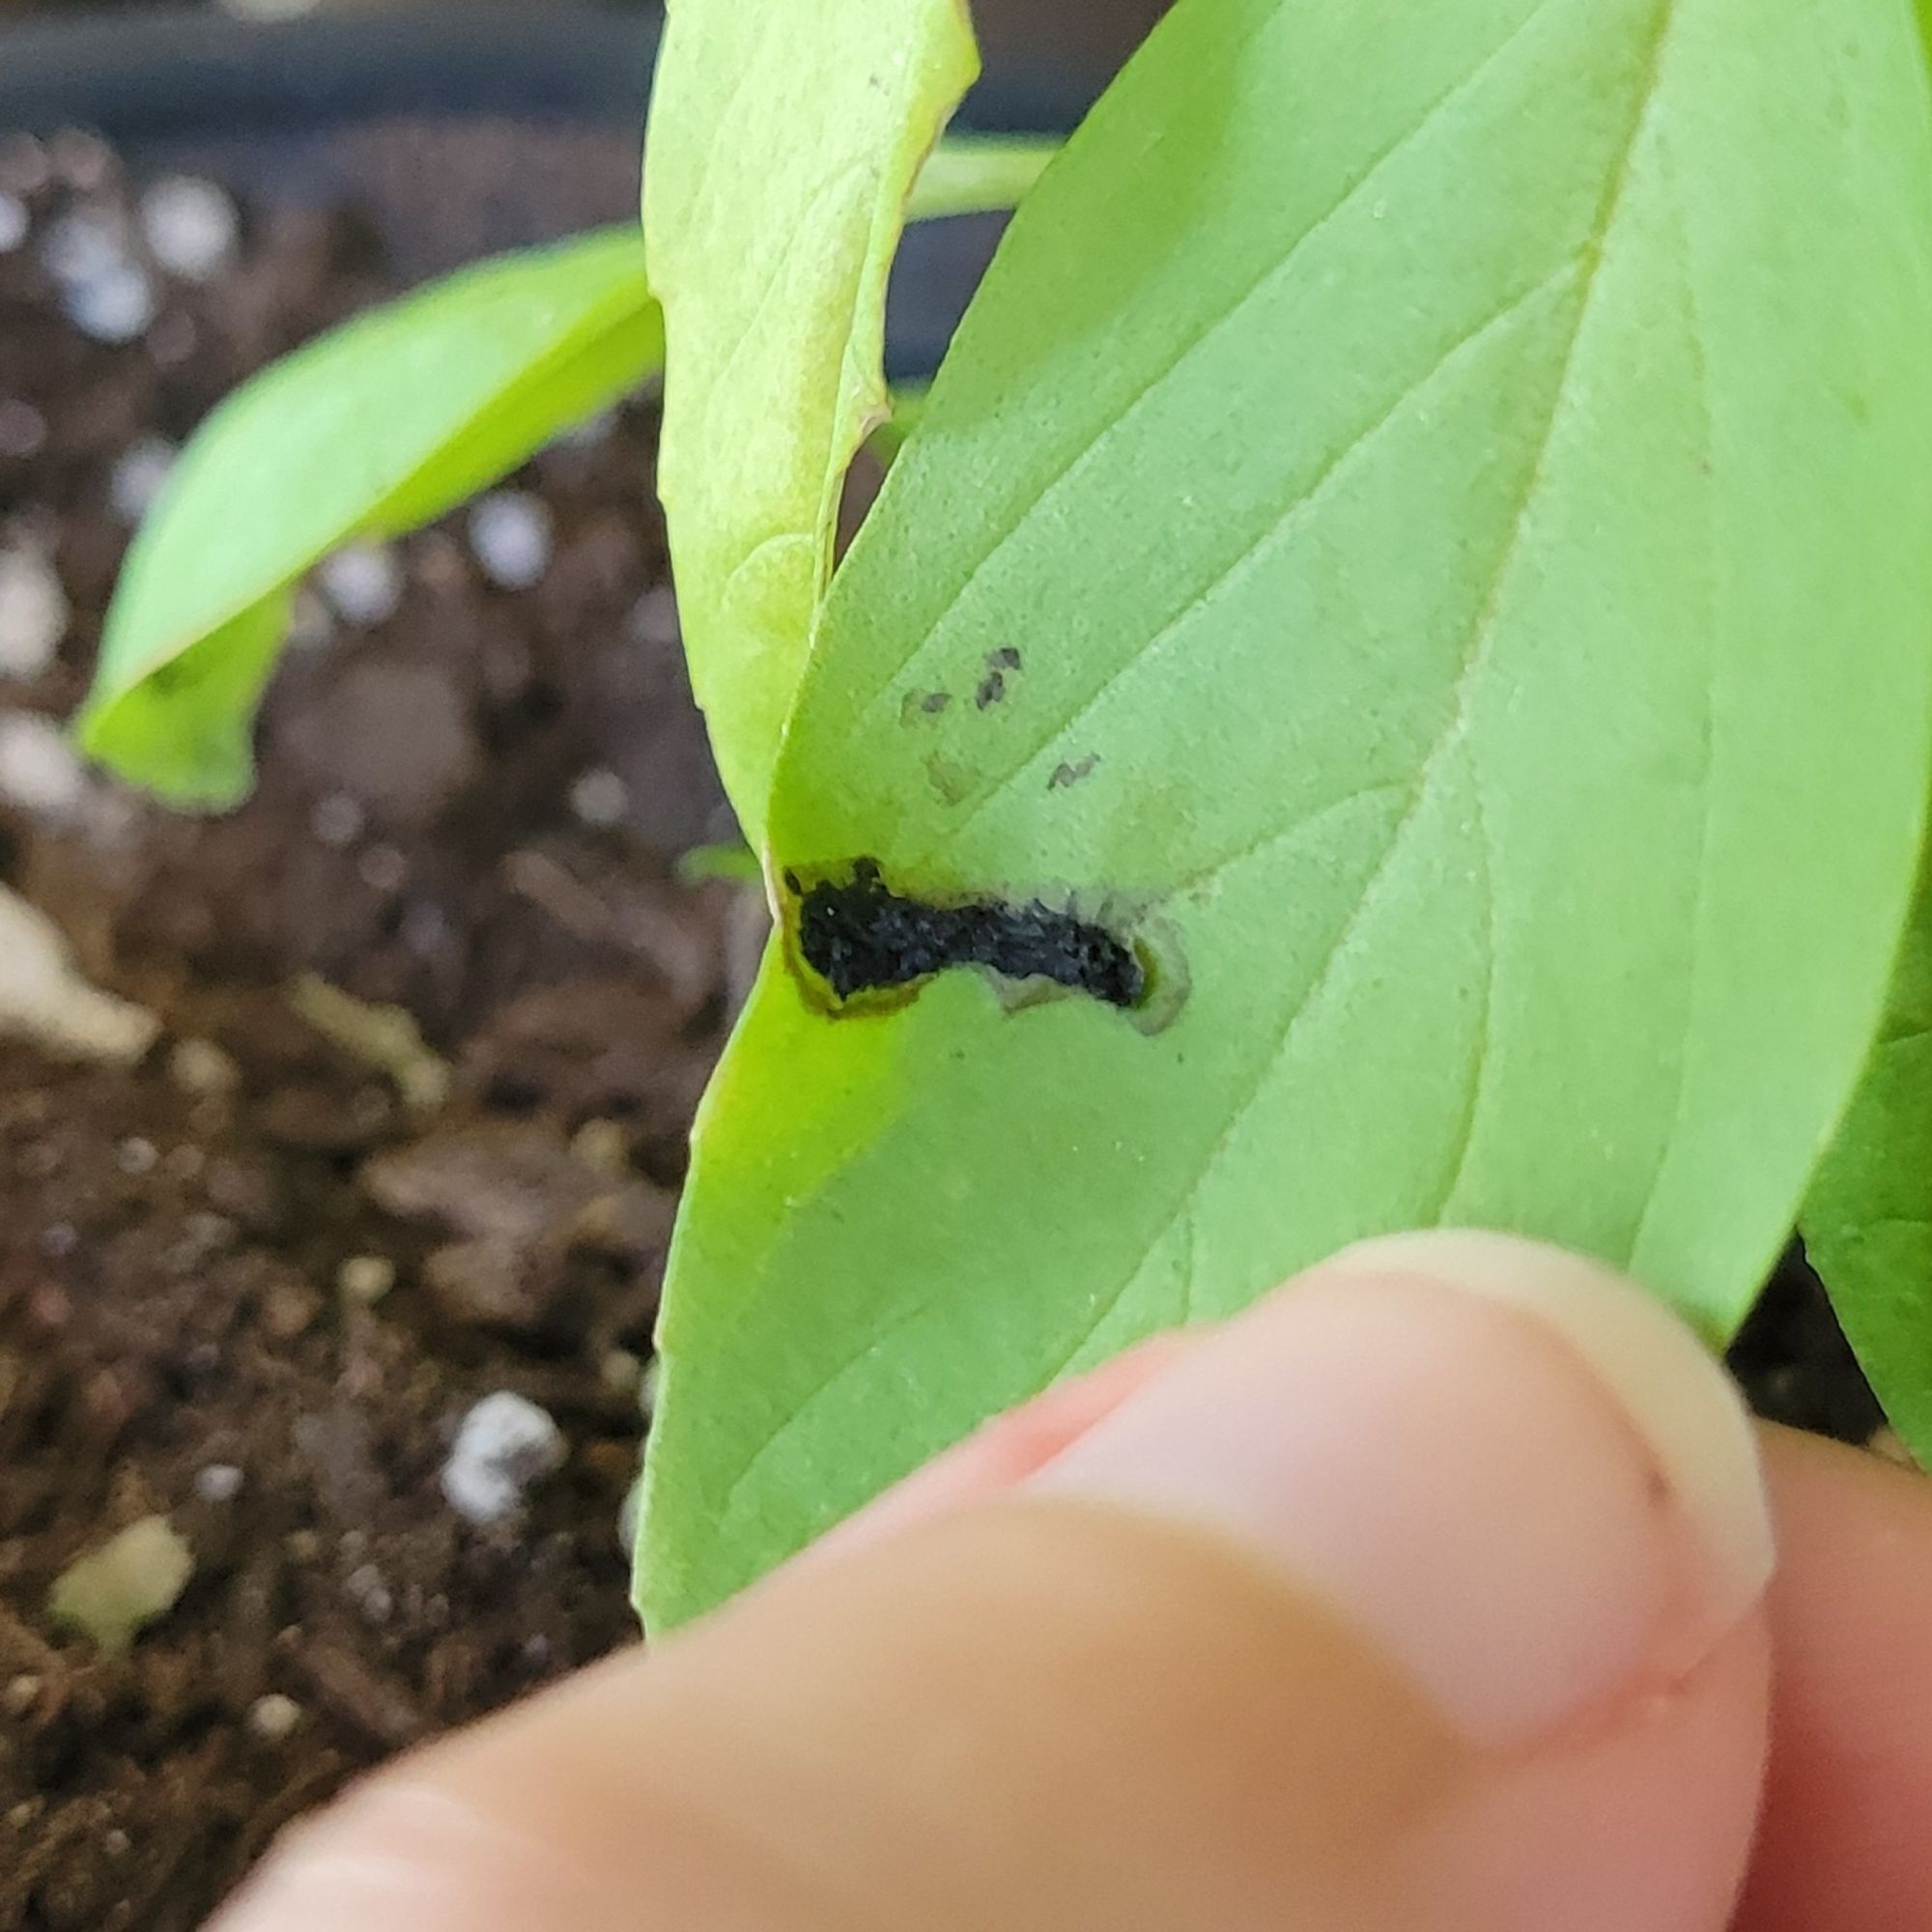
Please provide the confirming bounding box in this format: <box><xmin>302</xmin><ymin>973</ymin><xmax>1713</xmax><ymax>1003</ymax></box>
<box><xmin>922</xmin><ymin>691</ymin><xmax>952</xmax><ymax>714</ymax></box>
<box><xmin>782</xmin><ymin>869</ymin><xmax>802</xmax><ymax>895</ymax></box>
<box><xmin>975</xmin><ymin>670</ymin><xmax>1007</xmax><ymax>709</ymax></box>
<box><xmin>1048</xmin><ymin>754</ymin><xmax>1100</xmax><ymax>791</ymax></box>
<box><xmin>987</xmin><ymin>646</ymin><xmax>1023</xmax><ymax>672</ymax></box>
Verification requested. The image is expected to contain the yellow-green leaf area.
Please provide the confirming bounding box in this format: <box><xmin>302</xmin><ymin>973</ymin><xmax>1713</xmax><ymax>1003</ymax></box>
<box><xmin>643</xmin><ymin>0</ymin><xmax>980</xmax><ymax>843</ymax></box>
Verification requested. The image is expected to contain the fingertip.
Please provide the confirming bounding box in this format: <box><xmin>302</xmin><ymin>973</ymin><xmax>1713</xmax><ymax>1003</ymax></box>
<box><xmin>808</xmin><ymin>1330</ymin><xmax>1193</xmax><ymax>1565</ymax></box>
<box><xmin>210</xmin><ymin>1235</ymin><xmax>1777</xmax><ymax>1932</ymax></box>
<box><xmin>1737</xmin><ymin>1426</ymin><xmax>1932</xmax><ymax>1931</ymax></box>
<box><xmin>1035</xmin><ymin>1233</ymin><xmax>1771</xmax><ymax>1749</ymax></box>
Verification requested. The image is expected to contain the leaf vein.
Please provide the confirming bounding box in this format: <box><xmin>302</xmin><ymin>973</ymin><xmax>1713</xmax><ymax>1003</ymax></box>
<box><xmin>908</xmin><ymin>254</ymin><xmax>1589</xmax><ymax>861</ymax></box>
<box><xmin>836</xmin><ymin>0</ymin><xmax>1571</xmax><ymax>742</ymax></box>
<box><xmin>998</xmin><ymin>0</ymin><xmax>1683</xmax><ymax>1337</ymax></box>
<box><xmin>1166</xmin><ymin>781</ymin><xmax>1409</xmax><ymax>897</ymax></box>
<box><xmin>1428</xmin><ymin>765</ymin><xmax>1498</xmax><ymax>1221</ymax></box>
<box><xmin>1630</xmin><ymin>116</ymin><xmax>1721</xmax><ymax>1267</ymax></box>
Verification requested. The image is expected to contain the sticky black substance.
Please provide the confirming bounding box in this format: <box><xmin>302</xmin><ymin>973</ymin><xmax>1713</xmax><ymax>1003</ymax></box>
<box><xmin>795</xmin><ymin>859</ymin><xmax>1145</xmax><ymax>1009</ymax></box>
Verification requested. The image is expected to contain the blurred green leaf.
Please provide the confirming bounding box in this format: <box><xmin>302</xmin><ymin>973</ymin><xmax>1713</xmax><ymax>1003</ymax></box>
<box><xmin>639</xmin><ymin>0</ymin><xmax>1932</xmax><ymax>1628</ymax></box>
<box><xmin>644</xmin><ymin>0</ymin><xmax>980</xmax><ymax>844</ymax></box>
<box><xmin>676</xmin><ymin>840</ymin><xmax>763</xmax><ymax>885</ymax></box>
<box><xmin>907</xmin><ymin>136</ymin><xmax>1058</xmax><ymax>219</ymax></box>
<box><xmin>79</xmin><ymin>229</ymin><xmax>660</xmax><ymax>805</ymax></box>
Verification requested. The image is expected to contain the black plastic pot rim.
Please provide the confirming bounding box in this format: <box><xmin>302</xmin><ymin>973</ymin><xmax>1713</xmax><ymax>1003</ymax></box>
<box><xmin>0</xmin><ymin>4</ymin><xmax>1088</xmax><ymax>142</ymax></box>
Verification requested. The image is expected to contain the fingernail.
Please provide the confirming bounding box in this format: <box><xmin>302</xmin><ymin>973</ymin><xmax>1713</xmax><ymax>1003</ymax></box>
<box><xmin>1030</xmin><ymin>1232</ymin><xmax>1774</xmax><ymax>1748</ymax></box>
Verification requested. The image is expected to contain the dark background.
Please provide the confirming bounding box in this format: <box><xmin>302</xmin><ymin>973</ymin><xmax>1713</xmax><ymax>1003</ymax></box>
<box><xmin>0</xmin><ymin>0</ymin><xmax>1177</xmax><ymax>362</ymax></box>
<box><xmin>0</xmin><ymin>0</ymin><xmax>1174</xmax><ymax>65</ymax></box>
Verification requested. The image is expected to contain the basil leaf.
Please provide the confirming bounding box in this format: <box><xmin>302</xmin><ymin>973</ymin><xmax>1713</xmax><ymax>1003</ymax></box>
<box><xmin>644</xmin><ymin>0</ymin><xmax>979</xmax><ymax>842</ymax></box>
<box><xmin>639</xmin><ymin>0</ymin><xmax>1932</xmax><ymax>1628</ymax></box>
<box><xmin>1804</xmin><ymin>861</ymin><xmax>1932</xmax><ymax>1466</ymax></box>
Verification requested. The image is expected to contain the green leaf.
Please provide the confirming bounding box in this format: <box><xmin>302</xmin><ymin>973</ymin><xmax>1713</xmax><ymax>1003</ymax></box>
<box><xmin>78</xmin><ymin>229</ymin><xmax>662</xmax><ymax>805</ymax></box>
<box><xmin>644</xmin><ymin>0</ymin><xmax>980</xmax><ymax>844</ymax></box>
<box><xmin>1804</xmin><ymin>861</ymin><xmax>1932</xmax><ymax>1467</ymax></box>
<box><xmin>639</xmin><ymin>0</ymin><xmax>1932</xmax><ymax>1630</ymax></box>
<box><xmin>867</xmin><ymin>383</ymin><xmax>931</xmax><ymax>467</ymax></box>
<box><xmin>1734</xmin><ymin>0</ymin><xmax>1932</xmax><ymax>1472</ymax></box>
<box><xmin>677</xmin><ymin>840</ymin><xmax>763</xmax><ymax>886</ymax></box>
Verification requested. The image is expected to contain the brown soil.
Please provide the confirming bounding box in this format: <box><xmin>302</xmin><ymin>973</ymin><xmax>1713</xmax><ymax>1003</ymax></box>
<box><xmin>0</xmin><ymin>116</ymin><xmax>1892</xmax><ymax>1932</ymax></box>
<box><xmin>0</xmin><ymin>128</ymin><xmax>742</xmax><ymax>1931</ymax></box>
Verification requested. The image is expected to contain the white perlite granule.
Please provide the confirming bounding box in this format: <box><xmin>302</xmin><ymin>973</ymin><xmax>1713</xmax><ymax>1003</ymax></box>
<box><xmin>0</xmin><ymin>885</ymin><xmax>160</xmax><ymax>1065</ymax></box>
<box><xmin>109</xmin><ymin>436</ymin><xmax>178</xmax><ymax>525</ymax></box>
<box><xmin>0</xmin><ymin>547</ymin><xmax>68</xmax><ymax>679</ymax></box>
<box><xmin>469</xmin><ymin>491</ymin><xmax>554</xmax><ymax>590</ymax></box>
<box><xmin>0</xmin><ymin>711</ymin><xmax>85</xmax><ymax>815</ymax></box>
<box><xmin>193</xmin><ymin>1463</ymin><xmax>244</xmax><ymax>1505</ymax></box>
<box><xmin>246</xmin><ymin>1693</ymin><xmax>303</xmax><ymax>1742</ymax></box>
<box><xmin>61</xmin><ymin>262</ymin><xmax>156</xmax><ymax>345</ymax></box>
<box><xmin>140</xmin><ymin>176</ymin><xmax>240</xmax><ymax>282</ymax></box>
<box><xmin>440</xmin><ymin>1392</ymin><xmax>567</xmax><ymax>1526</ymax></box>
<box><xmin>317</xmin><ymin>543</ymin><xmax>404</xmax><ymax>627</ymax></box>
<box><xmin>569</xmin><ymin>767</ymin><xmax>629</xmax><ymax>828</ymax></box>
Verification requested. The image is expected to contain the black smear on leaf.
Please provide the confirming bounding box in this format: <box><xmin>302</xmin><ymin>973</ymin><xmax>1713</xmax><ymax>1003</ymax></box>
<box><xmin>1049</xmin><ymin>754</ymin><xmax>1099</xmax><ymax>790</ymax></box>
<box><xmin>793</xmin><ymin>859</ymin><xmax>1145</xmax><ymax>1009</ymax></box>
<box><xmin>987</xmin><ymin>646</ymin><xmax>1022</xmax><ymax>671</ymax></box>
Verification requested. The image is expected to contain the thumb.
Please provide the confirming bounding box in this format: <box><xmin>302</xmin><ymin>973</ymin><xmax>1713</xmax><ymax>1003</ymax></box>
<box><xmin>209</xmin><ymin>1234</ymin><xmax>1774</xmax><ymax>1932</ymax></box>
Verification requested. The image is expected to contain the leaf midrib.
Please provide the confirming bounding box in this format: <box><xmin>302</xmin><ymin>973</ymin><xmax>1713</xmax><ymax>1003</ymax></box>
<box><xmin>1094</xmin><ymin>0</ymin><xmax>1684</xmax><ymax>1311</ymax></box>
<box><xmin>816</xmin><ymin>0</ymin><xmax>1570</xmax><ymax>769</ymax></box>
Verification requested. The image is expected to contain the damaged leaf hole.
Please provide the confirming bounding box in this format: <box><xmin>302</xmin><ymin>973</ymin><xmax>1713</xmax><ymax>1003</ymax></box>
<box><xmin>787</xmin><ymin>857</ymin><xmax>1162</xmax><ymax>1017</ymax></box>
